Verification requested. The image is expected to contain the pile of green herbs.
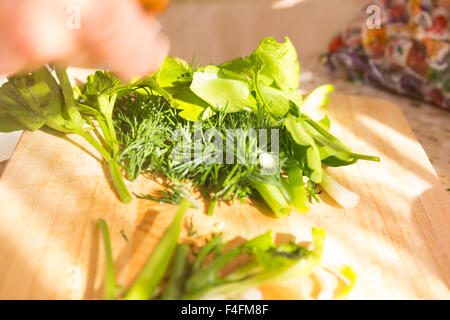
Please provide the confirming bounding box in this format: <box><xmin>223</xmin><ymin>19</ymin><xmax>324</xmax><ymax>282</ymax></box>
<box><xmin>112</xmin><ymin>90</ymin><xmax>292</xmax><ymax>215</ymax></box>
<box><xmin>0</xmin><ymin>37</ymin><xmax>379</xmax><ymax>216</ymax></box>
<box><xmin>97</xmin><ymin>200</ymin><xmax>355</xmax><ymax>300</ymax></box>
<box><xmin>107</xmin><ymin>36</ymin><xmax>379</xmax><ymax>215</ymax></box>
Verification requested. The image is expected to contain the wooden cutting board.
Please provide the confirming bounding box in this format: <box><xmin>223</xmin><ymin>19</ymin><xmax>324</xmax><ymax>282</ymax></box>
<box><xmin>0</xmin><ymin>94</ymin><xmax>448</xmax><ymax>300</ymax></box>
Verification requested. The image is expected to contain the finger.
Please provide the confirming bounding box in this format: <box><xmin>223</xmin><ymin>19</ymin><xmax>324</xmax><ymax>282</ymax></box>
<box><xmin>80</xmin><ymin>0</ymin><xmax>170</xmax><ymax>80</ymax></box>
<box><xmin>0</xmin><ymin>0</ymin><xmax>76</xmax><ymax>67</ymax></box>
<box><xmin>0</xmin><ymin>31</ymin><xmax>26</xmax><ymax>74</ymax></box>
<box><xmin>272</xmin><ymin>0</ymin><xmax>304</xmax><ymax>9</ymax></box>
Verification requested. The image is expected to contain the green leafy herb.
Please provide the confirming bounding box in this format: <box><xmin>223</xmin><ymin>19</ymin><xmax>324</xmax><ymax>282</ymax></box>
<box><xmin>0</xmin><ymin>36</ymin><xmax>380</xmax><ymax>215</ymax></box>
<box><xmin>97</xmin><ymin>218</ymin><xmax>116</xmax><ymax>300</ymax></box>
<box><xmin>110</xmin><ymin>36</ymin><xmax>379</xmax><ymax>215</ymax></box>
<box><xmin>0</xmin><ymin>67</ymin><xmax>135</xmax><ymax>202</ymax></box>
<box><xmin>124</xmin><ymin>199</ymin><xmax>190</xmax><ymax>300</ymax></box>
<box><xmin>135</xmin><ymin>184</ymin><xmax>190</xmax><ymax>205</ymax></box>
<box><xmin>96</xmin><ymin>206</ymin><xmax>355</xmax><ymax>300</ymax></box>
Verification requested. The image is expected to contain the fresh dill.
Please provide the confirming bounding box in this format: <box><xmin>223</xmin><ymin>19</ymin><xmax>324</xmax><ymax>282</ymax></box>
<box><xmin>135</xmin><ymin>184</ymin><xmax>190</xmax><ymax>205</ymax></box>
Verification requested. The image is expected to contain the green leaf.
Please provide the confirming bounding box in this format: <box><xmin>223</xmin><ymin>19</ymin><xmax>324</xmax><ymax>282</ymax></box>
<box><xmin>243</xmin><ymin>231</ymin><xmax>275</xmax><ymax>252</ymax></box>
<box><xmin>0</xmin><ymin>110</ymin><xmax>28</xmax><ymax>132</ymax></box>
<box><xmin>285</xmin><ymin>116</ymin><xmax>323</xmax><ymax>183</ymax></box>
<box><xmin>252</xmin><ymin>37</ymin><xmax>300</xmax><ymax>91</ymax></box>
<box><xmin>259</xmin><ymin>85</ymin><xmax>302</xmax><ymax>116</ymax></box>
<box><xmin>317</xmin><ymin>115</ymin><xmax>331</xmax><ymax>130</ymax></box>
<box><xmin>219</xmin><ymin>57</ymin><xmax>253</xmax><ymax>78</ymax></box>
<box><xmin>55</xmin><ymin>66</ymin><xmax>85</xmax><ymax>130</ymax></box>
<box><xmin>0</xmin><ymin>81</ymin><xmax>45</xmax><ymax>131</ymax></box>
<box><xmin>170</xmin><ymin>87</ymin><xmax>215</xmax><ymax>121</ymax></box>
<box><xmin>156</xmin><ymin>56</ymin><xmax>191</xmax><ymax>88</ymax></box>
<box><xmin>302</xmin><ymin>118</ymin><xmax>353</xmax><ymax>162</ymax></box>
<box><xmin>190</xmin><ymin>65</ymin><xmax>256</xmax><ymax>113</ymax></box>
<box><xmin>2</xmin><ymin>67</ymin><xmax>73</xmax><ymax>132</ymax></box>
<box><xmin>301</xmin><ymin>84</ymin><xmax>335</xmax><ymax>111</ymax></box>
<box><xmin>301</xmin><ymin>118</ymin><xmax>379</xmax><ymax>166</ymax></box>
<box><xmin>83</xmin><ymin>71</ymin><xmax>120</xmax><ymax>96</ymax></box>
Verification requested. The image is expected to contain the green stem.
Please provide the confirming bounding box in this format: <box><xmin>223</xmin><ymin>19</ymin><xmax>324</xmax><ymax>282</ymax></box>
<box><xmin>109</xmin><ymin>159</ymin><xmax>132</xmax><ymax>204</ymax></box>
<box><xmin>160</xmin><ymin>244</ymin><xmax>189</xmax><ymax>300</ymax></box>
<box><xmin>349</xmin><ymin>153</ymin><xmax>380</xmax><ymax>162</ymax></box>
<box><xmin>252</xmin><ymin>71</ymin><xmax>269</xmax><ymax>108</ymax></box>
<box><xmin>97</xmin><ymin>218</ymin><xmax>116</xmax><ymax>300</ymax></box>
<box><xmin>95</xmin><ymin>115</ymin><xmax>113</xmax><ymax>152</ymax></box>
<box><xmin>125</xmin><ymin>200</ymin><xmax>190</xmax><ymax>300</ymax></box>
<box><xmin>207</xmin><ymin>199</ymin><xmax>217</xmax><ymax>216</ymax></box>
<box><xmin>253</xmin><ymin>181</ymin><xmax>291</xmax><ymax>218</ymax></box>
<box><xmin>106</xmin><ymin>115</ymin><xmax>119</xmax><ymax>155</ymax></box>
<box><xmin>280</xmin><ymin>177</ymin><xmax>292</xmax><ymax>203</ymax></box>
<box><xmin>191</xmin><ymin>234</ymin><xmax>222</xmax><ymax>272</ymax></box>
<box><xmin>78</xmin><ymin>129</ymin><xmax>131</xmax><ymax>204</ymax></box>
<box><xmin>287</xmin><ymin>166</ymin><xmax>309</xmax><ymax>213</ymax></box>
<box><xmin>76</xmin><ymin>129</ymin><xmax>111</xmax><ymax>161</ymax></box>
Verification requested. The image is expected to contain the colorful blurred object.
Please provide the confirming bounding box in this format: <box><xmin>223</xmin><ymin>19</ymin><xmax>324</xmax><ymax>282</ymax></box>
<box><xmin>325</xmin><ymin>0</ymin><xmax>450</xmax><ymax>110</ymax></box>
<box><xmin>138</xmin><ymin>0</ymin><xmax>171</xmax><ymax>15</ymax></box>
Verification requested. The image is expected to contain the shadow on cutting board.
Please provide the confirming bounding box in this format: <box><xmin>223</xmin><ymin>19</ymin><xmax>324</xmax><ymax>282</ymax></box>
<box><xmin>0</xmin><ymin>160</ymin><xmax>7</xmax><ymax>178</ymax></box>
<box><xmin>84</xmin><ymin>206</ymin><xmax>161</xmax><ymax>300</ymax></box>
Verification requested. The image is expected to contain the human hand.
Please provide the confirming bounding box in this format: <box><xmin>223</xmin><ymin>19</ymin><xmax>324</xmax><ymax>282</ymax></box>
<box><xmin>272</xmin><ymin>0</ymin><xmax>303</xmax><ymax>9</ymax></box>
<box><xmin>0</xmin><ymin>0</ymin><xmax>170</xmax><ymax>80</ymax></box>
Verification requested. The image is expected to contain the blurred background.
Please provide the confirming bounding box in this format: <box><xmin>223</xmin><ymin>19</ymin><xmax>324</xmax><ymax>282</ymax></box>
<box><xmin>160</xmin><ymin>0</ymin><xmax>368</xmax><ymax>64</ymax></box>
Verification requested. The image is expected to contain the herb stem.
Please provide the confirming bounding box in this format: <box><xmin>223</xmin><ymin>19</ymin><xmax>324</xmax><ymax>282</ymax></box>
<box><xmin>349</xmin><ymin>153</ymin><xmax>381</xmax><ymax>162</ymax></box>
<box><xmin>253</xmin><ymin>181</ymin><xmax>291</xmax><ymax>218</ymax></box>
<box><xmin>109</xmin><ymin>159</ymin><xmax>133</xmax><ymax>204</ymax></box>
<box><xmin>125</xmin><ymin>200</ymin><xmax>190</xmax><ymax>300</ymax></box>
<box><xmin>160</xmin><ymin>244</ymin><xmax>189</xmax><ymax>300</ymax></box>
<box><xmin>76</xmin><ymin>129</ymin><xmax>111</xmax><ymax>161</ymax></box>
<box><xmin>287</xmin><ymin>166</ymin><xmax>309</xmax><ymax>213</ymax></box>
<box><xmin>97</xmin><ymin>218</ymin><xmax>116</xmax><ymax>300</ymax></box>
<box><xmin>252</xmin><ymin>71</ymin><xmax>269</xmax><ymax>109</ymax></box>
<box><xmin>207</xmin><ymin>199</ymin><xmax>217</xmax><ymax>216</ymax></box>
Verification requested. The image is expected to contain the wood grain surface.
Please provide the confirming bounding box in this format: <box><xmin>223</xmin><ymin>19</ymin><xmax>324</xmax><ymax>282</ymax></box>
<box><xmin>0</xmin><ymin>161</ymin><xmax>6</xmax><ymax>177</ymax></box>
<box><xmin>0</xmin><ymin>95</ymin><xmax>448</xmax><ymax>299</ymax></box>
